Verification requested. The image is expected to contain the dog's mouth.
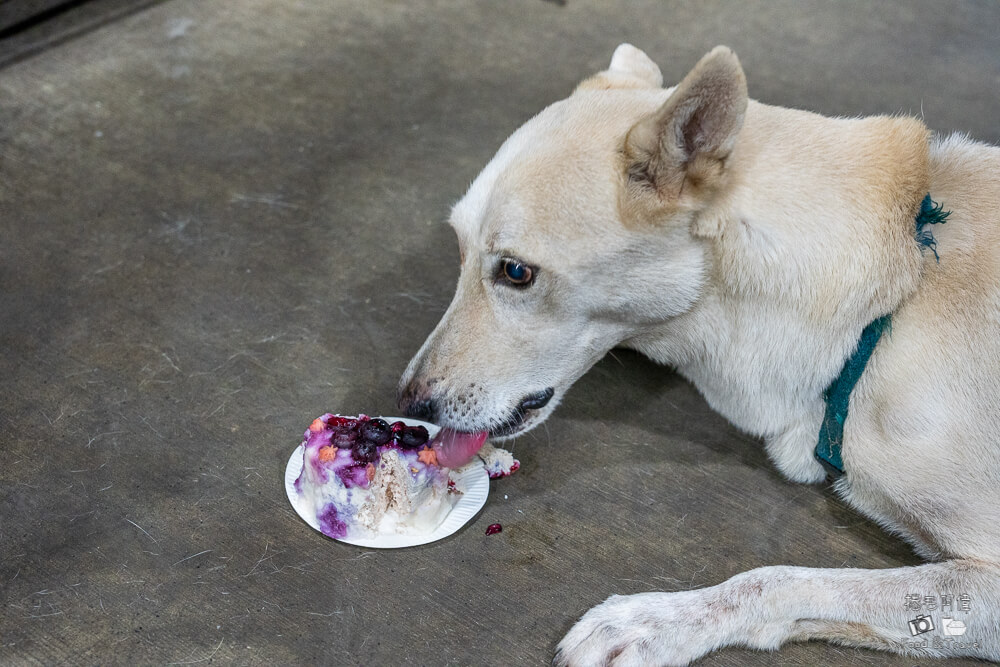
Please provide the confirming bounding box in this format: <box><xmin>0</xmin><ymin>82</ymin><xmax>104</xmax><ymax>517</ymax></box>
<box><xmin>488</xmin><ymin>387</ymin><xmax>555</xmax><ymax>438</ymax></box>
<box><xmin>431</xmin><ymin>388</ymin><xmax>553</xmax><ymax>465</ymax></box>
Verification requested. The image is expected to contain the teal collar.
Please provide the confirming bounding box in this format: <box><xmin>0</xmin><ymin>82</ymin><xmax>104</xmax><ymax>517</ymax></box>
<box><xmin>815</xmin><ymin>315</ymin><xmax>891</xmax><ymax>476</ymax></box>
<box><xmin>814</xmin><ymin>195</ymin><xmax>949</xmax><ymax>476</ymax></box>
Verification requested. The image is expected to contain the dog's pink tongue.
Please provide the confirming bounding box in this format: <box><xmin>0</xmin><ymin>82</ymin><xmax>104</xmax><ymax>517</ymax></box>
<box><xmin>432</xmin><ymin>429</ymin><xmax>488</xmax><ymax>468</ymax></box>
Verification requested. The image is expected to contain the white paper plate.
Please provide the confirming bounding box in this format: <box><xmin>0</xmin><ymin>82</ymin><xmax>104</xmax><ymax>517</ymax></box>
<box><xmin>284</xmin><ymin>416</ymin><xmax>489</xmax><ymax>548</ymax></box>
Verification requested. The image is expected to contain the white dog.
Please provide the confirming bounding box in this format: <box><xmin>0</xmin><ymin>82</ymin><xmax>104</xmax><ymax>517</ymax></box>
<box><xmin>398</xmin><ymin>45</ymin><xmax>1000</xmax><ymax>664</ymax></box>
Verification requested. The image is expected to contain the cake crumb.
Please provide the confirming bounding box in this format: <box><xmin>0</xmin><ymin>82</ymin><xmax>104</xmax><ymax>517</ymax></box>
<box><xmin>477</xmin><ymin>443</ymin><xmax>520</xmax><ymax>479</ymax></box>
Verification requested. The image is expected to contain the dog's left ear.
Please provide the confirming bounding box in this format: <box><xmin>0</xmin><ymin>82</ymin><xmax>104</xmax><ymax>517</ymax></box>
<box><xmin>624</xmin><ymin>46</ymin><xmax>747</xmax><ymax>202</ymax></box>
<box><xmin>577</xmin><ymin>43</ymin><xmax>663</xmax><ymax>91</ymax></box>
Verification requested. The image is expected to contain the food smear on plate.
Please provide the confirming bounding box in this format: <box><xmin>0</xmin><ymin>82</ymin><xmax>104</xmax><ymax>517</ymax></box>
<box><xmin>476</xmin><ymin>442</ymin><xmax>521</xmax><ymax>479</ymax></box>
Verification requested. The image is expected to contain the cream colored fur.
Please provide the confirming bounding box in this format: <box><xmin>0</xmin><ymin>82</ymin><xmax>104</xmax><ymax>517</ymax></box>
<box><xmin>399</xmin><ymin>45</ymin><xmax>1000</xmax><ymax>664</ymax></box>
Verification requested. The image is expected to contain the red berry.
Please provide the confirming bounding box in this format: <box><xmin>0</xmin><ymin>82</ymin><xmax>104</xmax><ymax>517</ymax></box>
<box><xmin>485</xmin><ymin>523</ymin><xmax>502</xmax><ymax>536</ymax></box>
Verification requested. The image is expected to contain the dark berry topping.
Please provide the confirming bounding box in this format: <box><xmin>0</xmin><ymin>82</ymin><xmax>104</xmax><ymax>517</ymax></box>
<box><xmin>329</xmin><ymin>424</ymin><xmax>359</xmax><ymax>448</ymax></box>
<box><xmin>360</xmin><ymin>418</ymin><xmax>392</xmax><ymax>446</ymax></box>
<box><xmin>353</xmin><ymin>440</ymin><xmax>378</xmax><ymax>464</ymax></box>
<box><xmin>485</xmin><ymin>523</ymin><xmax>502</xmax><ymax>536</ymax></box>
<box><xmin>326</xmin><ymin>415</ymin><xmax>354</xmax><ymax>428</ymax></box>
<box><xmin>398</xmin><ymin>425</ymin><xmax>430</xmax><ymax>449</ymax></box>
<box><xmin>390</xmin><ymin>421</ymin><xmax>406</xmax><ymax>434</ymax></box>
<box><xmin>318</xmin><ymin>503</ymin><xmax>348</xmax><ymax>538</ymax></box>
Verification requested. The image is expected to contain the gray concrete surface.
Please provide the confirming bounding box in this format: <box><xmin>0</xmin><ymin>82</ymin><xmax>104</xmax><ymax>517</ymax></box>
<box><xmin>0</xmin><ymin>0</ymin><xmax>163</xmax><ymax>68</ymax></box>
<box><xmin>2</xmin><ymin>1</ymin><xmax>998</xmax><ymax>664</ymax></box>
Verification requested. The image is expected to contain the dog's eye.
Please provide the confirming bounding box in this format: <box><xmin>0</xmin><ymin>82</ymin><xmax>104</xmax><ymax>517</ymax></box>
<box><xmin>499</xmin><ymin>258</ymin><xmax>534</xmax><ymax>287</ymax></box>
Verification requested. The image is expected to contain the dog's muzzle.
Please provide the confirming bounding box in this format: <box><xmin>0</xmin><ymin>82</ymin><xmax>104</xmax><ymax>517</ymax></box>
<box><xmin>491</xmin><ymin>387</ymin><xmax>555</xmax><ymax>437</ymax></box>
<box><xmin>518</xmin><ymin>387</ymin><xmax>554</xmax><ymax>411</ymax></box>
<box><xmin>399</xmin><ymin>385</ymin><xmax>554</xmax><ymax>436</ymax></box>
<box><xmin>402</xmin><ymin>398</ymin><xmax>437</xmax><ymax>423</ymax></box>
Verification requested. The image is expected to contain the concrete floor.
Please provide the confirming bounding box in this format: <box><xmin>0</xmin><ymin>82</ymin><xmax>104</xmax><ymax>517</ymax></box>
<box><xmin>2</xmin><ymin>1</ymin><xmax>998</xmax><ymax>664</ymax></box>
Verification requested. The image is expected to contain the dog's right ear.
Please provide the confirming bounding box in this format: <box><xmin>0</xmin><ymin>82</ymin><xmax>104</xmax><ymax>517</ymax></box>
<box><xmin>623</xmin><ymin>46</ymin><xmax>747</xmax><ymax>204</ymax></box>
<box><xmin>576</xmin><ymin>43</ymin><xmax>663</xmax><ymax>91</ymax></box>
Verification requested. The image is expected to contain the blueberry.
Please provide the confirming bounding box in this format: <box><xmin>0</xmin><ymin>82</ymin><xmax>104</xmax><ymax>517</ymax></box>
<box><xmin>353</xmin><ymin>440</ymin><xmax>377</xmax><ymax>464</ymax></box>
<box><xmin>330</xmin><ymin>424</ymin><xmax>359</xmax><ymax>449</ymax></box>
<box><xmin>360</xmin><ymin>418</ymin><xmax>392</xmax><ymax>446</ymax></box>
<box><xmin>398</xmin><ymin>425</ymin><xmax>429</xmax><ymax>449</ymax></box>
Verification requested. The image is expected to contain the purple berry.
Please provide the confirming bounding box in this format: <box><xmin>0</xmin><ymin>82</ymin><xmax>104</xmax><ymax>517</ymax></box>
<box><xmin>330</xmin><ymin>424</ymin><xmax>359</xmax><ymax>449</ymax></box>
<box><xmin>353</xmin><ymin>440</ymin><xmax>377</xmax><ymax>464</ymax></box>
<box><xmin>361</xmin><ymin>418</ymin><xmax>392</xmax><ymax>446</ymax></box>
<box><xmin>398</xmin><ymin>425</ymin><xmax>429</xmax><ymax>449</ymax></box>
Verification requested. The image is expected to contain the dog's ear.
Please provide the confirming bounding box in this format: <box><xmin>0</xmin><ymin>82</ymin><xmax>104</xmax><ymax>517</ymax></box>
<box><xmin>576</xmin><ymin>43</ymin><xmax>663</xmax><ymax>91</ymax></box>
<box><xmin>623</xmin><ymin>46</ymin><xmax>747</xmax><ymax>202</ymax></box>
<box><xmin>607</xmin><ymin>44</ymin><xmax>663</xmax><ymax>88</ymax></box>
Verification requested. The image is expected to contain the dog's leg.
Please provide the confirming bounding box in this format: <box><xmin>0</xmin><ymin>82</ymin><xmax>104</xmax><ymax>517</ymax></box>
<box><xmin>555</xmin><ymin>560</ymin><xmax>1000</xmax><ymax>666</ymax></box>
<box><xmin>764</xmin><ymin>410</ymin><xmax>826</xmax><ymax>483</ymax></box>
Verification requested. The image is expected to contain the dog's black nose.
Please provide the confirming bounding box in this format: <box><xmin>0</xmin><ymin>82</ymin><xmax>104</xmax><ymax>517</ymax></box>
<box><xmin>518</xmin><ymin>387</ymin><xmax>554</xmax><ymax>411</ymax></box>
<box><xmin>403</xmin><ymin>398</ymin><xmax>437</xmax><ymax>423</ymax></box>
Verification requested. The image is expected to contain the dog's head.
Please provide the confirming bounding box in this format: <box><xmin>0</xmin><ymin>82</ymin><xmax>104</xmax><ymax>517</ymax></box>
<box><xmin>398</xmin><ymin>45</ymin><xmax>748</xmax><ymax>437</ymax></box>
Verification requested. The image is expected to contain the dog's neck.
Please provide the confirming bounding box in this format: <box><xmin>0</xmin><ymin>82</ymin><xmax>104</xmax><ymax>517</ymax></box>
<box><xmin>628</xmin><ymin>102</ymin><xmax>931</xmax><ymax>441</ymax></box>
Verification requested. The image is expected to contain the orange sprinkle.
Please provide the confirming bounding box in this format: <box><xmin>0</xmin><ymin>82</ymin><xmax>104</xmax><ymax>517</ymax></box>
<box><xmin>318</xmin><ymin>446</ymin><xmax>338</xmax><ymax>462</ymax></box>
<box><xmin>309</xmin><ymin>418</ymin><xmax>325</xmax><ymax>433</ymax></box>
<box><xmin>417</xmin><ymin>447</ymin><xmax>438</xmax><ymax>466</ymax></box>
<box><xmin>366</xmin><ymin>463</ymin><xmax>376</xmax><ymax>482</ymax></box>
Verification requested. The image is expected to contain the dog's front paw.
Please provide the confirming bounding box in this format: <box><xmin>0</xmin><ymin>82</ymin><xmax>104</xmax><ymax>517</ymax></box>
<box><xmin>554</xmin><ymin>591</ymin><xmax>724</xmax><ymax>667</ymax></box>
